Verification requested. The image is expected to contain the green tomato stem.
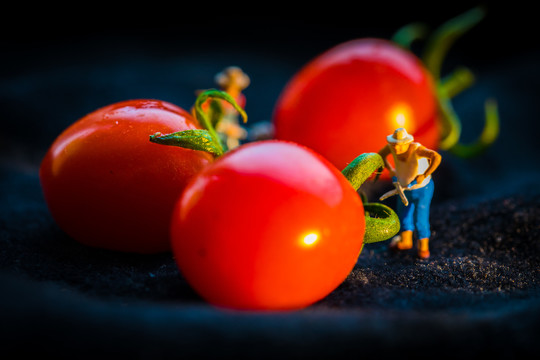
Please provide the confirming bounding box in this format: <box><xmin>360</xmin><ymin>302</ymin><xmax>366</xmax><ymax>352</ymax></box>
<box><xmin>439</xmin><ymin>66</ymin><xmax>475</xmax><ymax>99</ymax></box>
<box><xmin>437</xmin><ymin>88</ymin><xmax>463</xmax><ymax>150</ymax></box>
<box><xmin>363</xmin><ymin>203</ymin><xmax>400</xmax><ymax>244</ymax></box>
<box><xmin>341</xmin><ymin>153</ymin><xmax>384</xmax><ymax>192</ymax></box>
<box><xmin>194</xmin><ymin>89</ymin><xmax>248</xmax><ymax>154</ymax></box>
<box><xmin>150</xmin><ymin>129</ymin><xmax>224</xmax><ymax>157</ymax></box>
<box><xmin>207</xmin><ymin>98</ymin><xmax>225</xmax><ymax>129</ymax></box>
<box><xmin>421</xmin><ymin>6</ymin><xmax>485</xmax><ymax>79</ymax></box>
<box><xmin>419</xmin><ymin>6</ymin><xmax>500</xmax><ymax>156</ymax></box>
<box><xmin>391</xmin><ymin>22</ymin><xmax>430</xmax><ymax>50</ymax></box>
<box><xmin>436</xmin><ymin>67</ymin><xmax>475</xmax><ymax>146</ymax></box>
<box><xmin>150</xmin><ymin>89</ymin><xmax>247</xmax><ymax>157</ymax></box>
<box><xmin>448</xmin><ymin>99</ymin><xmax>499</xmax><ymax>158</ymax></box>
<box><xmin>436</xmin><ymin>81</ymin><xmax>500</xmax><ymax>154</ymax></box>
<box><xmin>341</xmin><ymin>153</ymin><xmax>399</xmax><ymax>244</ymax></box>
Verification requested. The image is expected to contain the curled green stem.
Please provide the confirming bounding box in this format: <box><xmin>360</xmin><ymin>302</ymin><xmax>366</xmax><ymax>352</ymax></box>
<box><xmin>436</xmin><ymin>79</ymin><xmax>500</xmax><ymax>155</ymax></box>
<box><xmin>150</xmin><ymin>129</ymin><xmax>225</xmax><ymax>157</ymax></box>
<box><xmin>342</xmin><ymin>153</ymin><xmax>400</xmax><ymax>244</ymax></box>
<box><xmin>422</xmin><ymin>6</ymin><xmax>485</xmax><ymax>79</ymax></box>
<box><xmin>194</xmin><ymin>89</ymin><xmax>248</xmax><ymax>153</ymax></box>
<box><xmin>363</xmin><ymin>203</ymin><xmax>400</xmax><ymax>244</ymax></box>
<box><xmin>150</xmin><ymin>89</ymin><xmax>247</xmax><ymax>157</ymax></box>
<box><xmin>437</xmin><ymin>88</ymin><xmax>462</xmax><ymax>150</ymax></box>
<box><xmin>419</xmin><ymin>6</ymin><xmax>499</xmax><ymax>156</ymax></box>
<box><xmin>439</xmin><ymin>66</ymin><xmax>475</xmax><ymax>99</ymax></box>
<box><xmin>342</xmin><ymin>153</ymin><xmax>384</xmax><ymax>191</ymax></box>
<box><xmin>437</xmin><ymin>67</ymin><xmax>475</xmax><ymax>148</ymax></box>
<box><xmin>448</xmin><ymin>99</ymin><xmax>499</xmax><ymax>158</ymax></box>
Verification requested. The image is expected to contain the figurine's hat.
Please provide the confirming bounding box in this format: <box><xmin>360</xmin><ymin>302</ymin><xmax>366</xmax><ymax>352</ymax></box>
<box><xmin>387</xmin><ymin>128</ymin><xmax>414</xmax><ymax>144</ymax></box>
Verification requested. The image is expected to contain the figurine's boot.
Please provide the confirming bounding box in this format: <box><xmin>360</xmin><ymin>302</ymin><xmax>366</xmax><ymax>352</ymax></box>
<box><xmin>390</xmin><ymin>230</ymin><xmax>413</xmax><ymax>251</ymax></box>
<box><xmin>418</xmin><ymin>238</ymin><xmax>430</xmax><ymax>259</ymax></box>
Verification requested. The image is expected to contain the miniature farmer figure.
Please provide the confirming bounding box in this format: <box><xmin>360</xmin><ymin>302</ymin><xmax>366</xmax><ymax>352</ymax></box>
<box><xmin>378</xmin><ymin>128</ymin><xmax>441</xmax><ymax>259</ymax></box>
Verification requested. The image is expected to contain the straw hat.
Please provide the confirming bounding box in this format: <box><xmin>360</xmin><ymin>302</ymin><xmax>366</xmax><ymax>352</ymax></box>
<box><xmin>387</xmin><ymin>128</ymin><xmax>414</xmax><ymax>144</ymax></box>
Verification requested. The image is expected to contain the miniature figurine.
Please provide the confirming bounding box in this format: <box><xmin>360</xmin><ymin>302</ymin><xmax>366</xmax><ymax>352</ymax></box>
<box><xmin>214</xmin><ymin>66</ymin><xmax>250</xmax><ymax>149</ymax></box>
<box><xmin>378</xmin><ymin>128</ymin><xmax>441</xmax><ymax>259</ymax></box>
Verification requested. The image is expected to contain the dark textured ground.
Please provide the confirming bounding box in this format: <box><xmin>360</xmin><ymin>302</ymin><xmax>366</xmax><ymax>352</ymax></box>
<box><xmin>1</xmin><ymin>5</ymin><xmax>539</xmax><ymax>359</ymax></box>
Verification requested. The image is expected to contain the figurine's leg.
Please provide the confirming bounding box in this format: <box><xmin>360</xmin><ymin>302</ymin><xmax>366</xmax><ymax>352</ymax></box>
<box><xmin>390</xmin><ymin>194</ymin><xmax>414</xmax><ymax>251</ymax></box>
<box><xmin>414</xmin><ymin>181</ymin><xmax>435</xmax><ymax>259</ymax></box>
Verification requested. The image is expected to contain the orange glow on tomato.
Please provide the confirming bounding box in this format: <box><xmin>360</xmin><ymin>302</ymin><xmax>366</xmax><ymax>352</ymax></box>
<box><xmin>387</xmin><ymin>102</ymin><xmax>415</xmax><ymax>133</ymax></box>
<box><xmin>302</xmin><ymin>232</ymin><xmax>319</xmax><ymax>246</ymax></box>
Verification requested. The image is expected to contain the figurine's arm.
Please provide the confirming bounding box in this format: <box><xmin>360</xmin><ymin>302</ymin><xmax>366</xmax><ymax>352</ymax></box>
<box><xmin>415</xmin><ymin>146</ymin><xmax>442</xmax><ymax>183</ymax></box>
<box><xmin>378</xmin><ymin>145</ymin><xmax>396</xmax><ymax>178</ymax></box>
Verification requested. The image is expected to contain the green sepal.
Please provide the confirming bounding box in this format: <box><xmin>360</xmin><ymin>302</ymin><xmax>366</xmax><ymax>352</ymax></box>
<box><xmin>391</xmin><ymin>22</ymin><xmax>430</xmax><ymax>50</ymax></box>
<box><xmin>448</xmin><ymin>99</ymin><xmax>500</xmax><ymax>158</ymax></box>
<box><xmin>421</xmin><ymin>6</ymin><xmax>485</xmax><ymax>79</ymax></box>
<box><xmin>439</xmin><ymin>66</ymin><xmax>475</xmax><ymax>99</ymax></box>
<box><xmin>208</xmin><ymin>99</ymin><xmax>224</xmax><ymax>128</ymax></box>
<box><xmin>193</xmin><ymin>89</ymin><xmax>248</xmax><ymax>154</ymax></box>
<box><xmin>436</xmin><ymin>73</ymin><xmax>500</xmax><ymax>154</ymax></box>
<box><xmin>436</xmin><ymin>68</ymin><xmax>475</xmax><ymax>149</ymax></box>
<box><xmin>437</xmin><ymin>88</ymin><xmax>463</xmax><ymax>150</ymax></box>
<box><xmin>194</xmin><ymin>89</ymin><xmax>247</xmax><ymax>129</ymax></box>
<box><xmin>149</xmin><ymin>89</ymin><xmax>248</xmax><ymax>157</ymax></box>
<box><xmin>149</xmin><ymin>129</ymin><xmax>224</xmax><ymax>157</ymax></box>
<box><xmin>392</xmin><ymin>7</ymin><xmax>499</xmax><ymax>158</ymax></box>
<box><xmin>419</xmin><ymin>6</ymin><xmax>500</xmax><ymax>155</ymax></box>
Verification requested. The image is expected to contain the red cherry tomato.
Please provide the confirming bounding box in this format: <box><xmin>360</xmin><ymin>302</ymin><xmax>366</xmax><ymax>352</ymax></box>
<box><xmin>171</xmin><ymin>140</ymin><xmax>366</xmax><ymax>310</ymax></box>
<box><xmin>273</xmin><ymin>38</ymin><xmax>441</xmax><ymax>174</ymax></box>
<box><xmin>40</xmin><ymin>99</ymin><xmax>213</xmax><ymax>253</ymax></box>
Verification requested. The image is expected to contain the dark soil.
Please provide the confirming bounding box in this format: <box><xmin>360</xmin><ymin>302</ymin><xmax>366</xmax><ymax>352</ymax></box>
<box><xmin>1</xmin><ymin>7</ymin><xmax>539</xmax><ymax>359</ymax></box>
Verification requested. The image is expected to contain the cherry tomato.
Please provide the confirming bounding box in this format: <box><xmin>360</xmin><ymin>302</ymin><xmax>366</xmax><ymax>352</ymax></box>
<box><xmin>272</xmin><ymin>38</ymin><xmax>441</xmax><ymax>174</ymax></box>
<box><xmin>170</xmin><ymin>140</ymin><xmax>366</xmax><ymax>310</ymax></box>
<box><xmin>40</xmin><ymin>99</ymin><xmax>213</xmax><ymax>253</ymax></box>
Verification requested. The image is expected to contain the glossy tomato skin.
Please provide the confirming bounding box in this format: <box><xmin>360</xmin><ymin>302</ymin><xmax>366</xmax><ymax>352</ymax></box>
<box><xmin>273</xmin><ymin>38</ymin><xmax>440</xmax><ymax>173</ymax></box>
<box><xmin>40</xmin><ymin>99</ymin><xmax>213</xmax><ymax>253</ymax></box>
<box><xmin>171</xmin><ymin>140</ymin><xmax>365</xmax><ymax>310</ymax></box>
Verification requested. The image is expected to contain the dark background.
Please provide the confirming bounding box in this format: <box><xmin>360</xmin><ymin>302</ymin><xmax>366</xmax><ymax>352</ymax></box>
<box><xmin>1</xmin><ymin>3</ymin><xmax>539</xmax><ymax>358</ymax></box>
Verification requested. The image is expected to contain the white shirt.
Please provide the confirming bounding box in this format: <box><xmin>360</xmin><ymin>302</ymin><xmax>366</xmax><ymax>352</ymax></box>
<box><xmin>392</xmin><ymin>142</ymin><xmax>431</xmax><ymax>187</ymax></box>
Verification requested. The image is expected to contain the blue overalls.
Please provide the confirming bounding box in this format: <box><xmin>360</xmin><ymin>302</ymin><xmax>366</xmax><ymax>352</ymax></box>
<box><xmin>394</xmin><ymin>177</ymin><xmax>434</xmax><ymax>239</ymax></box>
